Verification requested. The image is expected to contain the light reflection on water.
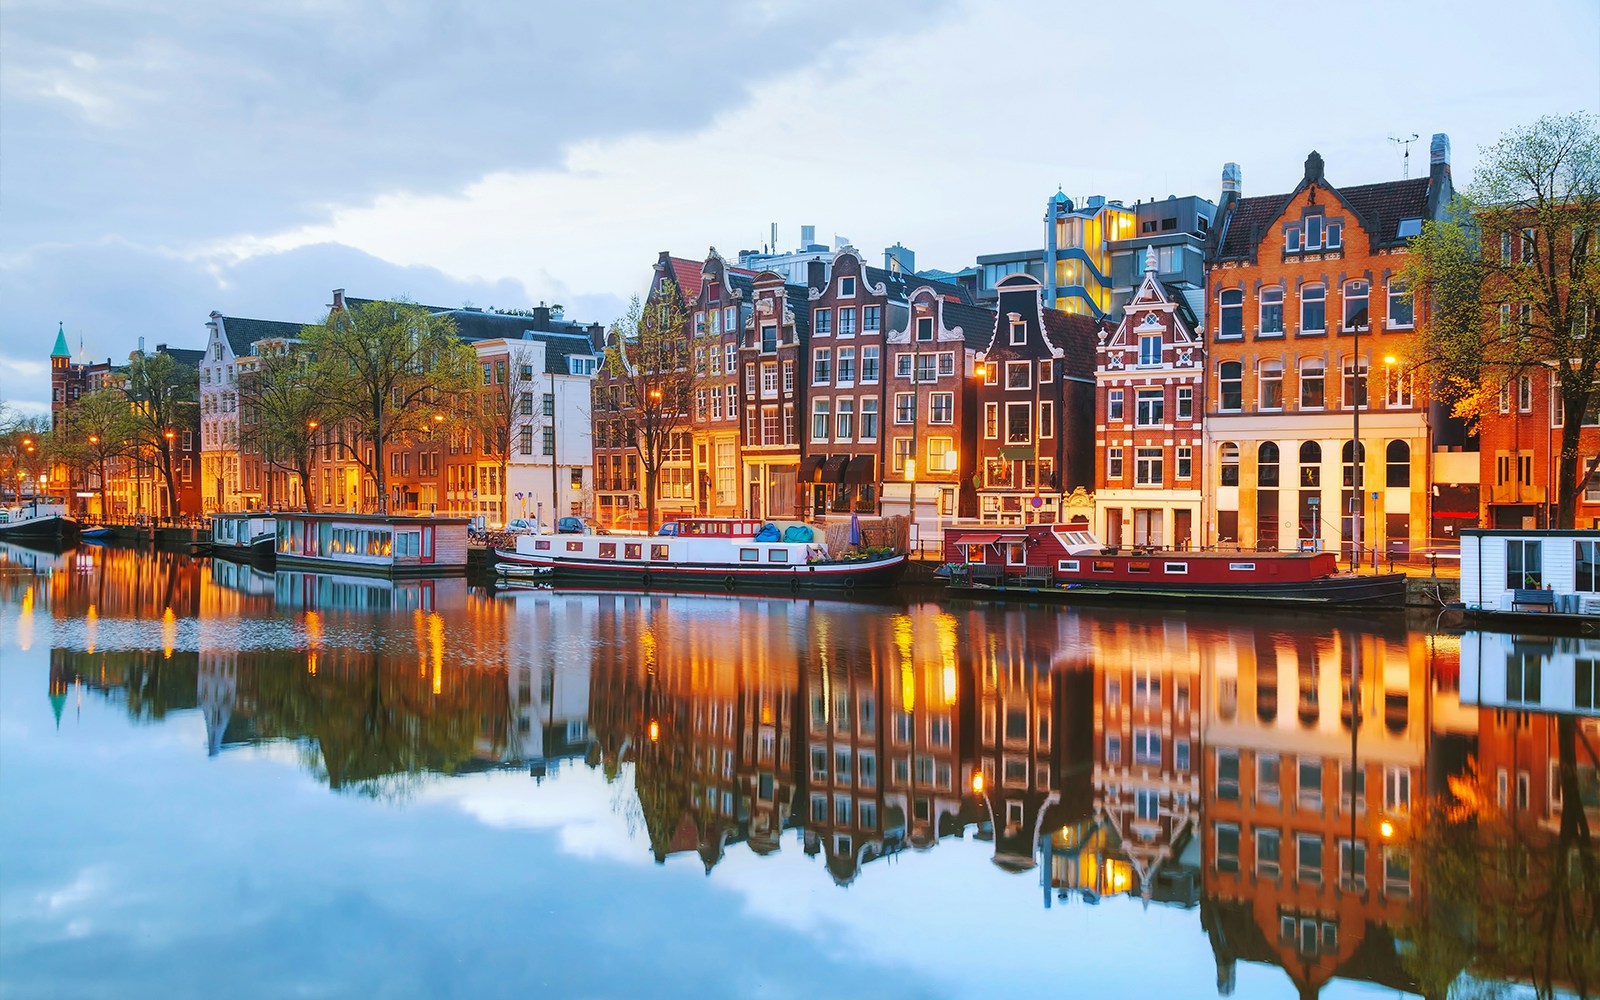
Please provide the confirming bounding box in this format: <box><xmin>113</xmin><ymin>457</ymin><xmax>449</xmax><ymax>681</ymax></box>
<box><xmin>1</xmin><ymin>541</ymin><xmax>1595</xmax><ymax>1000</ymax></box>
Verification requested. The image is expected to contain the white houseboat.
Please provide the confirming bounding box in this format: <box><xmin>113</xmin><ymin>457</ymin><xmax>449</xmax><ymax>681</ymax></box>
<box><xmin>0</xmin><ymin>502</ymin><xmax>77</xmax><ymax>545</ymax></box>
<box><xmin>209</xmin><ymin>512</ymin><xmax>276</xmax><ymax>561</ymax></box>
<box><xmin>1459</xmin><ymin>528</ymin><xmax>1600</xmax><ymax>634</ymax></box>
<box><xmin>1460</xmin><ymin>630</ymin><xmax>1600</xmax><ymax>716</ymax></box>
<box><xmin>274</xmin><ymin>512</ymin><xmax>470</xmax><ymax>578</ymax></box>
<box><xmin>493</xmin><ymin>517</ymin><xmax>906</xmax><ymax>592</ymax></box>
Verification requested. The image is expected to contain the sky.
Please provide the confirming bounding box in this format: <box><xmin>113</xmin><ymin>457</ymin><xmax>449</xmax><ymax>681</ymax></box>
<box><xmin>1</xmin><ymin>0</ymin><xmax>1596</xmax><ymax>419</ymax></box>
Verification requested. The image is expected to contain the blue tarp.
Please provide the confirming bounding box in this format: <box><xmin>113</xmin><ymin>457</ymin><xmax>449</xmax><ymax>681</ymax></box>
<box><xmin>782</xmin><ymin>525</ymin><xmax>813</xmax><ymax>543</ymax></box>
<box><xmin>754</xmin><ymin>523</ymin><xmax>781</xmax><ymax>542</ymax></box>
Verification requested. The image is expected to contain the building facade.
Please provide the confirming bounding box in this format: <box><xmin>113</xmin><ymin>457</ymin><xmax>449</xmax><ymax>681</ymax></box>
<box><xmin>1094</xmin><ymin>249</ymin><xmax>1206</xmax><ymax>549</ymax></box>
<box><xmin>200</xmin><ymin>312</ymin><xmax>306</xmax><ymax>512</ymax></box>
<box><xmin>1204</xmin><ymin>140</ymin><xmax>1453</xmax><ymax>557</ymax></box>
<box><xmin>740</xmin><ymin>270</ymin><xmax>810</xmax><ymax>520</ymax></box>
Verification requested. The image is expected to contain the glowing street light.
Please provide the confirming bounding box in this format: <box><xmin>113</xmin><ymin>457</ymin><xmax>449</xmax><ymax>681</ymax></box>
<box><xmin>970</xmin><ymin>770</ymin><xmax>985</xmax><ymax>795</ymax></box>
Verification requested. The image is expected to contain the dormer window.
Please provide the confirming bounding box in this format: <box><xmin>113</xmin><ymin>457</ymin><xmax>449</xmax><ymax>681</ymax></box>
<box><xmin>839</xmin><ymin>276</ymin><xmax>856</xmax><ymax>298</ymax></box>
<box><xmin>1138</xmin><ymin>334</ymin><xmax>1162</xmax><ymax>367</ymax></box>
<box><xmin>1009</xmin><ymin>321</ymin><xmax>1026</xmax><ymax>346</ymax></box>
<box><xmin>916</xmin><ymin>316</ymin><xmax>934</xmax><ymax>342</ymax></box>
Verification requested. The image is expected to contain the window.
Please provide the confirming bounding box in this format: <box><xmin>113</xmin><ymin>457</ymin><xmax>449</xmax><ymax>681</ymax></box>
<box><xmin>1257</xmin><ymin>828</ymin><xmax>1282</xmax><ymax>878</ymax></box>
<box><xmin>1260</xmin><ymin>361</ymin><xmax>1284</xmax><ymax>410</ymax></box>
<box><xmin>835</xmin><ymin>399</ymin><xmax>854</xmax><ymax>440</ymax></box>
<box><xmin>915</xmin><ymin>354</ymin><xmax>937</xmax><ymax>383</ymax></box>
<box><xmin>1386</xmin><ymin>440</ymin><xmax>1410</xmax><ymax>487</ymax></box>
<box><xmin>1106</xmin><ymin>735</ymin><xmax>1121</xmax><ymax>763</ymax></box>
<box><xmin>519</xmin><ymin>391</ymin><xmax>534</xmax><ymax>416</ymax></box>
<box><xmin>1521</xmin><ymin>227</ymin><xmax>1536</xmax><ymax>264</ymax></box>
<box><xmin>1387</xmin><ymin>278</ymin><xmax>1413</xmax><ymax>328</ymax></box>
<box><xmin>928</xmin><ymin>437</ymin><xmax>955</xmax><ymax>472</ymax></box>
<box><xmin>1339</xmin><ymin>839</ymin><xmax>1367</xmax><ymax>890</ymax></box>
<box><xmin>814</xmin><ymin>309</ymin><xmax>832</xmax><ymax>336</ymax></box>
<box><xmin>837</xmin><ymin>347</ymin><xmax>856</xmax><ymax>385</ymax></box>
<box><xmin>1342</xmin><ymin>440</ymin><xmax>1365</xmax><ymax>488</ymax></box>
<box><xmin>1006</xmin><ymin>361</ymin><xmax>1030</xmax><ymax>390</ymax></box>
<box><xmin>1138</xmin><ymin>334</ymin><xmax>1162</xmax><ymax>366</ymax></box>
<box><xmin>1038</xmin><ymin>400</ymin><xmax>1054</xmax><ymax>437</ymax></box>
<box><xmin>1327</xmin><ymin>220</ymin><xmax>1343</xmax><ymax>248</ymax></box>
<box><xmin>761</xmin><ymin>362</ymin><xmax>778</xmax><ymax>397</ymax></box>
<box><xmin>1219</xmin><ymin>361</ymin><xmax>1243</xmax><ymax>411</ymax></box>
<box><xmin>1578</xmin><ymin>657</ymin><xmax>1599</xmax><ymax>710</ymax></box>
<box><xmin>1040</xmin><ymin>359</ymin><xmax>1053</xmax><ymax>383</ymax></box>
<box><xmin>812</xmin><ymin>348</ymin><xmax>831</xmax><ymax>385</ymax></box>
<box><xmin>1342</xmin><ymin>280</ymin><xmax>1370</xmax><ymax>331</ymax></box>
<box><xmin>1342</xmin><ymin>357</ymin><xmax>1368</xmax><ymax>409</ymax></box>
<box><xmin>892</xmin><ymin>438</ymin><xmax>914</xmax><ymax>474</ymax></box>
<box><xmin>1107</xmin><ymin>388</ymin><xmax>1124</xmax><ymax>422</ymax></box>
<box><xmin>1260</xmin><ymin>286</ymin><xmax>1285</xmax><ymax>335</ymax></box>
<box><xmin>839</xmin><ymin>308</ymin><xmax>856</xmax><ymax>336</ymax></box>
<box><xmin>1297</xmin><ymin>834</ymin><xmax>1323</xmax><ymax>884</ymax></box>
<box><xmin>1299</xmin><ymin>758</ymin><xmax>1323</xmax><ymax>807</ymax></box>
<box><xmin>930</xmin><ymin>392</ymin><xmax>954</xmax><ymax>424</ymax></box>
<box><xmin>1135</xmin><ymin>389</ymin><xmax>1164</xmax><ymax>427</ymax></box>
<box><xmin>1135</xmin><ymin>789</ymin><xmax>1159</xmax><ymax>821</ymax></box>
<box><xmin>1006</xmin><ymin>403</ymin><xmax>1032</xmax><ymax>444</ymax></box>
<box><xmin>1301</xmin><ymin>358</ymin><xmax>1326</xmax><ymax>409</ymax></box>
<box><xmin>1135</xmin><ymin>448</ymin><xmax>1163</xmax><ymax>486</ymax></box>
<box><xmin>1300</xmin><ymin>283</ymin><xmax>1327</xmax><ymax>334</ymax></box>
<box><xmin>1106</xmin><ymin>447</ymin><xmax>1124</xmax><ymax>480</ymax></box>
<box><xmin>1386</xmin><ymin>364</ymin><xmax>1414</xmax><ymax>408</ymax></box>
<box><xmin>1010</xmin><ymin>321</ymin><xmax>1026</xmax><ymax>345</ymax></box>
<box><xmin>860</xmin><ymin>398</ymin><xmax>879</xmax><ymax>440</ymax></box>
<box><xmin>1134</xmin><ymin>729</ymin><xmax>1161</xmax><ymax>764</ymax></box>
<box><xmin>1176</xmin><ymin>385</ymin><xmax>1193</xmax><ymax>420</ymax></box>
<box><xmin>782</xmin><ymin>361</ymin><xmax>794</xmax><ymax>394</ymax></box>
<box><xmin>1304</xmin><ymin>215</ymin><xmax>1324</xmax><ymax>250</ymax></box>
<box><xmin>1577</xmin><ymin>540</ymin><xmax>1599</xmax><ymax>592</ymax></box>
<box><xmin>1220</xmin><ymin>443</ymin><xmax>1239</xmax><ymax>486</ymax></box>
<box><xmin>861</xmin><ymin>346</ymin><xmax>880</xmax><ymax>383</ymax></box>
<box><xmin>760</xmin><ymin>323</ymin><xmax>777</xmax><ymax>353</ymax></box>
<box><xmin>1216</xmin><ymin>823</ymin><xmax>1241</xmax><ymax>873</ymax></box>
<box><xmin>839</xmin><ymin>276</ymin><xmax>856</xmax><ymax>298</ymax></box>
<box><xmin>1176</xmin><ymin>446</ymin><xmax>1192</xmax><ymax>480</ymax></box>
<box><xmin>1518</xmin><ymin>375</ymin><xmax>1533</xmax><ymax>413</ymax></box>
<box><xmin>519</xmin><ymin>426</ymin><xmax>533</xmax><ymax>455</ymax></box>
<box><xmin>810</xmin><ymin>400</ymin><xmax>830</xmax><ymax>442</ymax></box>
<box><xmin>894</xmin><ymin>392</ymin><xmax>915</xmax><ymax>425</ymax></box>
<box><xmin>725</xmin><ymin>343</ymin><xmax>736</xmax><ymax>372</ymax></box>
<box><xmin>1217</xmin><ymin>750</ymin><xmax>1240</xmax><ymax>799</ymax></box>
<box><xmin>541</xmin><ymin>426</ymin><xmax>555</xmax><ymax>456</ymax></box>
<box><xmin>1258</xmin><ymin>442</ymin><xmax>1280</xmax><ymax>487</ymax></box>
<box><xmin>984</xmin><ymin>402</ymin><xmax>999</xmax><ymax>439</ymax></box>
<box><xmin>1219</xmin><ymin>289</ymin><xmax>1243</xmax><ymax>339</ymax></box>
<box><xmin>864</xmin><ymin>306</ymin><xmax>881</xmax><ymax>332</ymax></box>
<box><xmin>1506</xmin><ymin>539</ymin><xmax>1542</xmax><ymax>590</ymax></box>
<box><xmin>915</xmin><ymin>316</ymin><xmax>934</xmax><ymax>342</ymax></box>
<box><xmin>1175</xmin><ymin>739</ymin><xmax>1190</xmax><ymax>770</ymax></box>
<box><xmin>1384</xmin><ymin>766</ymin><xmax>1411</xmax><ymax>814</ymax></box>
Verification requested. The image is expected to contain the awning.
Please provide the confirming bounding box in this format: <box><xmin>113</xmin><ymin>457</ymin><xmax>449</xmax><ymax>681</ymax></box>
<box><xmin>822</xmin><ymin>454</ymin><xmax>850</xmax><ymax>484</ymax></box>
<box><xmin>798</xmin><ymin>455</ymin><xmax>824</xmax><ymax>482</ymax></box>
<box><xmin>999</xmin><ymin>446</ymin><xmax>1036</xmax><ymax>460</ymax></box>
<box><xmin>843</xmin><ymin>454</ymin><xmax>877</xmax><ymax>484</ymax></box>
<box><xmin>954</xmin><ymin>532</ymin><xmax>1002</xmax><ymax>545</ymax></box>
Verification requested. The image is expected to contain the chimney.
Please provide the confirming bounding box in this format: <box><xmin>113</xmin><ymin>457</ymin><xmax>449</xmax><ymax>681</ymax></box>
<box><xmin>1427</xmin><ymin>133</ymin><xmax>1454</xmax><ymax>218</ymax></box>
<box><xmin>806</xmin><ymin>259</ymin><xmax>827</xmax><ymax>292</ymax></box>
<box><xmin>331</xmin><ymin>288</ymin><xmax>346</xmax><ymax>312</ymax></box>
<box><xmin>1430</xmin><ymin>132</ymin><xmax>1450</xmax><ymax>168</ymax></box>
<box><xmin>137</xmin><ymin>336</ymin><xmax>145</xmax><ymax>355</ymax></box>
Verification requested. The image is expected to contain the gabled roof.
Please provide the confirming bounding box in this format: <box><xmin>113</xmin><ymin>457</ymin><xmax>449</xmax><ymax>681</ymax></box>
<box><xmin>664</xmin><ymin>257</ymin><xmax>703</xmax><ymax>301</ymax></box>
<box><xmin>216</xmin><ymin>316</ymin><xmax>305</xmax><ymax>359</ymax></box>
<box><xmin>163</xmin><ymin>347</ymin><xmax>205</xmax><ymax>369</ymax></box>
<box><xmin>940</xmin><ymin>300</ymin><xmax>997</xmax><ymax>351</ymax></box>
<box><xmin>1042</xmin><ymin>310</ymin><xmax>1100</xmax><ymax>376</ymax></box>
<box><xmin>1215</xmin><ymin>176</ymin><xmax>1431</xmax><ymax>261</ymax></box>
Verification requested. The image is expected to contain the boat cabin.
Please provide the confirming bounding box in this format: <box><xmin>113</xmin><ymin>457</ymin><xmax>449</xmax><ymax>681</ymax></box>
<box><xmin>211</xmin><ymin>512</ymin><xmax>275</xmax><ymax>551</ymax></box>
<box><xmin>1460</xmin><ymin>631</ymin><xmax>1600</xmax><ymax>717</ymax></box>
<box><xmin>664</xmin><ymin>518</ymin><xmax>765</xmax><ymax>538</ymax></box>
<box><xmin>1460</xmin><ymin>528</ymin><xmax>1600</xmax><ymax>616</ymax></box>
<box><xmin>274</xmin><ymin>512</ymin><xmax>470</xmax><ymax>577</ymax></box>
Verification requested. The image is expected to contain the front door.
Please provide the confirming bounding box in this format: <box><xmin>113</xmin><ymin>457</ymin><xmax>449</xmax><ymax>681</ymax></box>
<box><xmin>1106</xmin><ymin>508</ymin><xmax>1123</xmax><ymax>548</ymax></box>
<box><xmin>1173</xmin><ymin>509</ymin><xmax>1193</xmax><ymax>550</ymax></box>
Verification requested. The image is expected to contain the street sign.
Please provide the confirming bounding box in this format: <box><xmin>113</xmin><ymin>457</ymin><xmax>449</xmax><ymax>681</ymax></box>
<box><xmin>1030</xmin><ymin>497</ymin><xmax>1043</xmax><ymax>509</ymax></box>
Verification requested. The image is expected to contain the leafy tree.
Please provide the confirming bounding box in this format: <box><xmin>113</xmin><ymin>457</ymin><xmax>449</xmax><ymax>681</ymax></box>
<box><xmin>0</xmin><ymin>416</ymin><xmax>49</xmax><ymax>502</ymax></box>
<box><xmin>55</xmin><ymin>389</ymin><xmax>139</xmax><ymax>517</ymax></box>
<box><xmin>121</xmin><ymin>349</ymin><xmax>199</xmax><ymax>518</ymax></box>
<box><xmin>302</xmin><ymin>299</ymin><xmax>476</xmax><ymax>515</ymax></box>
<box><xmin>599</xmin><ymin>282</ymin><xmax>706</xmax><ymax>532</ymax></box>
<box><xmin>238</xmin><ymin>339</ymin><xmax>328</xmax><ymax>511</ymax></box>
<box><xmin>1405</xmin><ymin>113</ymin><xmax>1600</xmax><ymax>527</ymax></box>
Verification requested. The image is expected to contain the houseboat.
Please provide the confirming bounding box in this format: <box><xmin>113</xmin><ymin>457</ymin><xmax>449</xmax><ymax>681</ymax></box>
<box><xmin>493</xmin><ymin>517</ymin><xmax>907</xmax><ymax>592</ymax></box>
<box><xmin>209</xmin><ymin>512</ymin><xmax>276</xmax><ymax>561</ymax></box>
<box><xmin>1456</xmin><ymin>528</ymin><xmax>1600</xmax><ymax>634</ymax></box>
<box><xmin>1460</xmin><ymin>630</ymin><xmax>1600</xmax><ymax>714</ymax></box>
<box><xmin>941</xmin><ymin>525</ymin><xmax>1407</xmax><ymax>608</ymax></box>
<box><xmin>274</xmin><ymin>512</ymin><xmax>470</xmax><ymax>578</ymax></box>
<box><xmin>0</xmin><ymin>502</ymin><xmax>77</xmax><ymax>545</ymax></box>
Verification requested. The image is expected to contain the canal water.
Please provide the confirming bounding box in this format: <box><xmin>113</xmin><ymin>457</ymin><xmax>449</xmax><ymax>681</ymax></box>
<box><xmin>0</xmin><ymin>543</ymin><xmax>1594</xmax><ymax>999</ymax></box>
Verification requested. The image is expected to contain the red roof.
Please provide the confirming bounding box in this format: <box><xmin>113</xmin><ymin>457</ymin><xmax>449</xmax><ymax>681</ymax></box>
<box><xmin>662</xmin><ymin>257</ymin><xmax>703</xmax><ymax>301</ymax></box>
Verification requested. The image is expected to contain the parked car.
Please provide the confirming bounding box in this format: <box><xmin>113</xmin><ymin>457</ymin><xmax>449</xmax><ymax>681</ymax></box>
<box><xmin>556</xmin><ymin>516</ymin><xmax>607</xmax><ymax>535</ymax></box>
<box><xmin>506</xmin><ymin>518</ymin><xmax>537</xmax><ymax>533</ymax></box>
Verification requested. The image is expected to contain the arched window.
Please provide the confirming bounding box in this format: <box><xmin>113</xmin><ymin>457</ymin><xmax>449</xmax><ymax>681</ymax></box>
<box><xmin>1220</xmin><ymin>443</ymin><xmax>1240</xmax><ymax>487</ymax></box>
<box><xmin>1300</xmin><ymin>357</ymin><xmax>1326</xmax><ymax>409</ymax></box>
<box><xmin>1342</xmin><ymin>440</ymin><xmax>1366</xmax><ymax>488</ymax></box>
<box><xmin>1258</xmin><ymin>442</ymin><xmax>1281</xmax><ymax>487</ymax></box>
<box><xmin>1299</xmin><ymin>441</ymin><xmax>1322</xmax><ymax>487</ymax></box>
<box><xmin>1219</xmin><ymin>361</ymin><xmax>1243</xmax><ymax>411</ymax></box>
<box><xmin>1342</xmin><ymin>279</ymin><xmax>1370</xmax><ymax>331</ymax></box>
<box><xmin>1260</xmin><ymin>286</ymin><xmax>1285</xmax><ymax>336</ymax></box>
<box><xmin>1219</xmin><ymin>289</ymin><xmax>1243</xmax><ymax>340</ymax></box>
<box><xmin>1301</xmin><ymin>283</ymin><xmax>1326</xmax><ymax>333</ymax></box>
<box><xmin>1386</xmin><ymin>440</ymin><xmax>1411</xmax><ymax>487</ymax></box>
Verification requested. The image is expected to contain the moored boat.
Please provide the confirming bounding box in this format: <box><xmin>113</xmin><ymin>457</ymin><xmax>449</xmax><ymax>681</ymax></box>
<box><xmin>0</xmin><ymin>502</ymin><xmax>78</xmax><ymax>545</ymax></box>
<box><xmin>79</xmin><ymin>525</ymin><xmax>114</xmax><ymax>541</ymax></box>
<box><xmin>493</xmin><ymin>517</ymin><xmax>907</xmax><ymax>592</ymax></box>
<box><xmin>942</xmin><ymin>525</ymin><xmax>1406</xmax><ymax>608</ymax></box>
<box><xmin>274</xmin><ymin>512</ymin><xmax>470</xmax><ymax>578</ymax></box>
<box><xmin>1454</xmin><ymin>527</ymin><xmax>1600</xmax><ymax>634</ymax></box>
<box><xmin>209</xmin><ymin>512</ymin><xmax>277</xmax><ymax>561</ymax></box>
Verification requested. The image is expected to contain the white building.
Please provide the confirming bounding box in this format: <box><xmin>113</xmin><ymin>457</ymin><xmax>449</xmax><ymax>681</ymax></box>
<box><xmin>199</xmin><ymin>312</ymin><xmax>305</xmax><ymax>512</ymax></box>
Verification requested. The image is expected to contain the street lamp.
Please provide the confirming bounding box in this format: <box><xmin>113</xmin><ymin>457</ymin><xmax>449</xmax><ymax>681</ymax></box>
<box><xmin>905</xmin><ymin>457</ymin><xmax>917</xmax><ymax>556</ymax></box>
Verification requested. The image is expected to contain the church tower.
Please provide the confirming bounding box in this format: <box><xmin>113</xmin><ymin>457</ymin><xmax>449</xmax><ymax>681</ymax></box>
<box><xmin>49</xmin><ymin>322</ymin><xmax>71</xmax><ymax>427</ymax></box>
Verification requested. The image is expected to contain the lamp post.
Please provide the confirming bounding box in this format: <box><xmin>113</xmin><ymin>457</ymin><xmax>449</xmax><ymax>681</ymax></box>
<box><xmin>1350</xmin><ymin>322</ymin><xmax>1363</xmax><ymax>573</ymax></box>
<box><xmin>905</xmin><ymin>457</ymin><xmax>917</xmax><ymax>556</ymax></box>
<box><xmin>974</xmin><ymin>362</ymin><xmax>989</xmax><ymax>526</ymax></box>
<box><xmin>1381</xmin><ymin>355</ymin><xmax>1397</xmax><ymax>570</ymax></box>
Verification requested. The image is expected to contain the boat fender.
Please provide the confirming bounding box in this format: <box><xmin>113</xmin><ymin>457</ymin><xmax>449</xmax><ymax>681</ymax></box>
<box><xmin>723</xmin><ymin>575</ymin><xmax>735</xmax><ymax>591</ymax></box>
<box><xmin>843</xmin><ymin>577</ymin><xmax>857</xmax><ymax>593</ymax></box>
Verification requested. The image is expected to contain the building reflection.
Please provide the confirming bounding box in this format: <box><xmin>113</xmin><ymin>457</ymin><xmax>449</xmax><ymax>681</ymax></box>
<box><xmin>24</xmin><ymin>544</ymin><xmax>1600</xmax><ymax>997</ymax></box>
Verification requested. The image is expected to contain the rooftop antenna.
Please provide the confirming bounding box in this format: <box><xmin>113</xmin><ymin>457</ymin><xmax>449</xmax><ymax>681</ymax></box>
<box><xmin>1389</xmin><ymin>133</ymin><xmax>1420</xmax><ymax>178</ymax></box>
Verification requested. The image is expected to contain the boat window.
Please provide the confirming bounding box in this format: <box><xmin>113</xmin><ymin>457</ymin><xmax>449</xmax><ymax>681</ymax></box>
<box><xmin>767</xmin><ymin>549</ymin><xmax>789</xmax><ymax>563</ymax></box>
<box><xmin>535</xmin><ymin>539</ymin><xmax>551</xmax><ymax>551</ymax></box>
<box><xmin>396</xmin><ymin>531</ymin><xmax>420</xmax><ymax>557</ymax></box>
<box><xmin>624</xmin><ymin>544</ymin><xmax>641</xmax><ymax>560</ymax></box>
<box><xmin>1129</xmin><ymin>561</ymin><xmax>1152</xmax><ymax>573</ymax></box>
<box><xmin>1006</xmin><ymin>542</ymin><xmax>1027</xmax><ymax>565</ymax></box>
<box><xmin>599</xmin><ymin>543</ymin><xmax>617</xmax><ymax>559</ymax></box>
<box><xmin>566</xmin><ymin>541</ymin><xmax>584</xmax><ymax>552</ymax></box>
<box><xmin>1164</xmin><ymin>562</ymin><xmax>1189</xmax><ymax>574</ymax></box>
<box><xmin>1229</xmin><ymin>562</ymin><xmax>1257</xmax><ymax>571</ymax></box>
<box><xmin>965</xmin><ymin>544</ymin><xmax>987</xmax><ymax>563</ymax></box>
<box><xmin>650</xmin><ymin>544</ymin><xmax>669</xmax><ymax>561</ymax></box>
<box><xmin>740</xmin><ymin>548</ymin><xmax>760</xmax><ymax>562</ymax></box>
<box><xmin>1092</xmin><ymin>560</ymin><xmax>1115</xmax><ymax>572</ymax></box>
<box><xmin>1058</xmin><ymin>559</ymin><xmax>1079</xmax><ymax>573</ymax></box>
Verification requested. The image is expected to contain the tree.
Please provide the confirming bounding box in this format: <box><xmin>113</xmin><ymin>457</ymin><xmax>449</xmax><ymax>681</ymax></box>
<box><xmin>302</xmin><ymin>299</ymin><xmax>476</xmax><ymax>515</ymax></box>
<box><xmin>600</xmin><ymin>282</ymin><xmax>705</xmax><ymax>532</ymax></box>
<box><xmin>1405</xmin><ymin>113</ymin><xmax>1600</xmax><ymax>527</ymax></box>
<box><xmin>0</xmin><ymin>416</ymin><xmax>49</xmax><ymax>502</ymax></box>
<box><xmin>122</xmin><ymin>349</ymin><xmax>199</xmax><ymax>519</ymax></box>
<box><xmin>473</xmin><ymin>342</ymin><xmax>542</xmax><ymax>525</ymax></box>
<box><xmin>238</xmin><ymin>339</ymin><xmax>328</xmax><ymax>511</ymax></box>
<box><xmin>55</xmin><ymin>389</ymin><xmax>139</xmax><ymax>517</ymax></box>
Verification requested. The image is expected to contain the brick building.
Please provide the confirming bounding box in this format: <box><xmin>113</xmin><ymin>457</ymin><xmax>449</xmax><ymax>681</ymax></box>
<box><xmin>1204</xmin><ymin>139</ymin><xmax>1455</xmax><ymax>557</ymax></box>
<box><xmin>1095</xmin><ymin>248</ymin><xmax>1206</xmax><ymax>548</ymax></box>
<box><xmin>740</xmin><ymin>270</ymin><xmax>810</xmax><ymax>519</ymax></box>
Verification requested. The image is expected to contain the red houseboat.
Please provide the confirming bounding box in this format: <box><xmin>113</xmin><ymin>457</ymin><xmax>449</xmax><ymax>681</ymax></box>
<box><xmin>942</xmin><ymin>525</ymin><xmax>1405</xmax><ymax>608</ymax></box>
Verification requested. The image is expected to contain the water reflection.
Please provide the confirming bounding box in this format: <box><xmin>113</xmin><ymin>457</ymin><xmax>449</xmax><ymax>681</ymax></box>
<box><xmin>10</xmin><ymin>545</ymin><xmax>1600</xmax><ymax>998</ymax></box>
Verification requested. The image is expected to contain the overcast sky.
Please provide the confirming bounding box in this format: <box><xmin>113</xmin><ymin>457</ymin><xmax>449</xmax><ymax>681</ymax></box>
<box><xmin>2</xmin><ymin>0</ymin><xmax>1595</xmax><ymax>418</ymax></box>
